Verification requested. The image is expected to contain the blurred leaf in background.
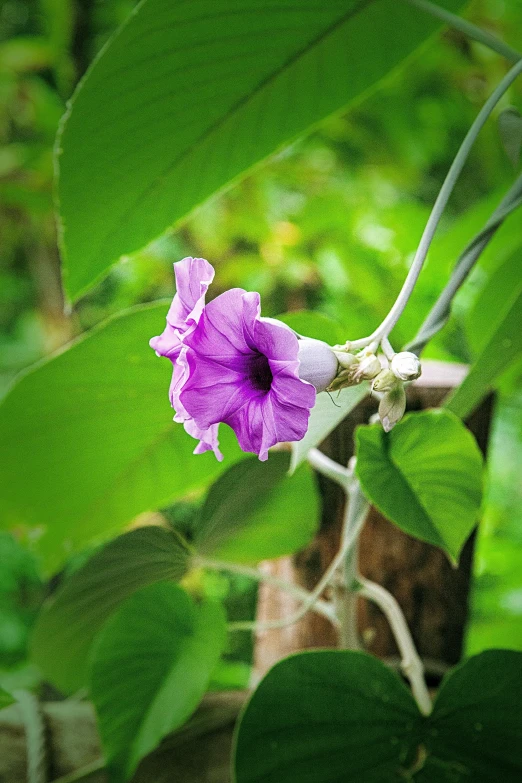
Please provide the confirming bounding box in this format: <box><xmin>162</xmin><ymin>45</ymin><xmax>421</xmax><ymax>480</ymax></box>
<box><xmin>0</xmin><ymin>532</ymin><xmax>43</xmax><ymax>669</ymax></box>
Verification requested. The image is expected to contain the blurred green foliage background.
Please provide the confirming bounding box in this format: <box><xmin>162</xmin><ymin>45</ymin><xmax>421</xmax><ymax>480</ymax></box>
<box><xmin>0</xmin><ymin>0</ymin><xmax>521</xmax><ymax>684</ymax></box>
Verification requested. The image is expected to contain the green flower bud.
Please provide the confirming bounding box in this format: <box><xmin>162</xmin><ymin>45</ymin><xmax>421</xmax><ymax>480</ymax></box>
<box><xmin>372</xmin><ymin>368</ymin><xmax>398</xmax><ymax>393</ymax></box>
<box><xmin>327</xmin><ymin>368</ymin><xmax>357</xmax><ymax>392</ymax></box>
<box><xmin>379</xmin><ymin>385</ymin><xmax>406</xmax><ymax>432</ymax></box>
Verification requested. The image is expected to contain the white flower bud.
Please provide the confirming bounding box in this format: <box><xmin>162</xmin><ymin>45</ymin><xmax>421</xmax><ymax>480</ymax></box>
<box><xmin>333</xmin><ymin>351</ymin><xmax>358</xmax><ymax>369</ymax></box>
<box><xmin>297</xmin><ymin>338</ymin><xmax>339</xmax><ymax>393</ymax></box>
<box><xmin>379</xmin><ymin>385</ymin><xmax>406</xmax><ymax>432</ymax></box>
<box><xmin>355</xmin><ymin>352</ymin><xmax>381</xmax><ymax>381</ymax></box>
<box><xmin>390</xmin><ymin>351</ymin><xmax>421</xmax><ymax>382</ymax></box>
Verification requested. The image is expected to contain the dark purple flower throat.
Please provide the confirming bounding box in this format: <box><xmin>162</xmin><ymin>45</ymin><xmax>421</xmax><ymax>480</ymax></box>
<box><xmin>248</xmin><ymin>352</ymin><xmax>273</xmax><ymax>392</ymax></box>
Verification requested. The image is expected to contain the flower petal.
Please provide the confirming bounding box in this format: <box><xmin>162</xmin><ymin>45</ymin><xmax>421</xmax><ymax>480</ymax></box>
<box><xmin>225</xmin><ymin>385</ymin><xmax>312</xmax><ymax>461</ymax></box>
<box><xmin>225</xmin><ymin>398</ymin><xmax>276</xmax><ymax>461</ymax></box>
<box><xmin>184</xmin><ymin>288</ymin><xmax>261</xmax><ymax>361</ymax></box>
<box><xmin>169</xmin><ymin>351</ymin><xmax>223</xmax><ymax>461</ymax></box>
<box><xmin>149</xmin><ymin>257</ymin><xmax>214</xmax><ymax>360</ymax></box>
<box><xmin>185</xmin><ymin>419</ymin><xmax>223</xmax><ymax>461</ymax></box>
<box><xmin>270</xmin><ymin>372</ymin><xmax>316</xmax><ymax>410</ymax></box>
<box><xmin>179</xmin><ymin>350</ymin><xmax>253</xmax><ymax>429</ymax></box>
<box><xmin>171</xmin><ymin>256</ymin><xmax>214</xmax><ymax>328</ymax></box>
<box><xmin>253</xmin><ymin>317</ymin><xmax>299</xmax><ymax>362</ymax></box>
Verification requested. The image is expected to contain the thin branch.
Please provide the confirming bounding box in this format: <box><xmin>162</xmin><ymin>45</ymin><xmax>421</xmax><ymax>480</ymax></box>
<box><xmin>402</xmin><ymin>0</ymin><xmax>521</xmax><ymax>62</ymax></box>
<box><xmin>349</xmin><ymin>58</ymin><xmax>522</xmax><ymax>351</ymax></box>
<box><xmin>196</xmin><ymin>555</ymin><xmax>339</xmax><ymax>627</ymax></box>
<box><xmin>227</xmin><ymin>482</ymin><xmax>369</xmax><ymax>633</ymax></box>
<box><xmin>380</xmin><ymin>336</ymin><xmax>395</xmax><ymax>361</ymax></box>
<box><xmin>356</xmin><ymin>577</ymin><xmax>432</xmax><ymax>715</ymax></box>
<box><xmin>307</xmin><ymin>447</ymin><xmax>352</xmax><ymax>489</ymax></box>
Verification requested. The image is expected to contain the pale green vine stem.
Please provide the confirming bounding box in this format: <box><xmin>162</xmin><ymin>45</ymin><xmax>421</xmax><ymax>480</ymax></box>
<box><xmin>355</xmin><ymin>577</ymin><xmax>432</xmax><ymax>715</ymax></box>
<box><xmin>380</xmin><ymin>336</ymin><xmax>395</xmax><ymax>361</ymax></box>
<box><xmin>331</xmin><ymin>503</ymin><xmax>358</xmax><ymax>648</ymax></box>
<box><xmin>196</xmin><ymin>555</ymin><xmax>339</xmax><ymax>628</ymax></box>
<box><xmin>348</xmin><ymin>57</ymin><xmax>522</xmax><ymax>352</ymax></box>
<box><xmin>338</xmin><ymin>479</ymin><xmax>369</xmax><ymax>648</ymax></box>
<box><xmin>225</xmin><ymin>481</ymin><xmax>369</xmax><ymax>634</ymax></box>
<box><xmin>307</xmin><ymin>447</ymin><xmax>352</xmax><ymax>489</ymax></box>
<box><xmin>402</xmin><ymin>0</ymin><xmax>521</xmax><ymax>63</ymax></box>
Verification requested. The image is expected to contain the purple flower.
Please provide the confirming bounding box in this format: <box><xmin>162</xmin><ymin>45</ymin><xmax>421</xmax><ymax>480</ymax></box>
<box><xmin>151</xmin><ymin>258</ymin><xmax>323</xmax><ymax>461</ymax></box>
<box><xmin>150</xmin><ymin>257</ymin><xmax>222</xmax><ymax>460</ymax></box>
<box><xmin>178</xmin><ymin>288</ymin><xmax>316</xmax><ymax>461</ymax></box>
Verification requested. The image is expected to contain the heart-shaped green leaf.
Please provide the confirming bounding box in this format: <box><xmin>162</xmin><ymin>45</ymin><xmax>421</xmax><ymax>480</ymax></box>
<box><xmin>447</xmin><ymin>255</ymin><xmax>522</xmax><ymax>419</ymax></box>
<box><xmin>355</xmin><ymin>409</ymin><xmax>483</xmax><ymax>561</ymax></box>
<box><xmin>417</xmin><ymin>649</ymin><xmax>522</xmax><ymax>782</ymax></box>
<box><xmin>196</xmin><ymin>452</ymin><xmax>319</xmax><ymax>563</ymax></box>
<box><xmin>234</xmin><ymin>649</ymin><xmax>522</xmax><ymax>782</ymax></box>
<box><xmin>234</xmin><ymin>650</ymin><xmax>421</xmax><ymax>783</ymax></box>
<box><xmin>90</xmin><ymin>581</ymin><xmax>226</xmax><ymax>782</ymax></box>
<box><xmin>276</xmin><ymin>311</ymin><xmax>346</xmax><ymax>345</ymax></box>
<box><xmin>31</xmin><ymin>525</ymin><xmax>190</xmax><ymax>693</ymax></box>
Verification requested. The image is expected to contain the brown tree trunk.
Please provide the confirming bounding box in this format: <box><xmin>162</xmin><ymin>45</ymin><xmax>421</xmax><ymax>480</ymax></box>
<box><xmin>254</xmin><ymin>361</ymin><xmax>494</xmax><ymax>684</ymax></box>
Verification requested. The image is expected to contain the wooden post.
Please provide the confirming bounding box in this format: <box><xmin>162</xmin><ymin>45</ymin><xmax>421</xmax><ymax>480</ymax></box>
<box><xmin>254</xmin><ymin>362</ymin><xmax>494</xmax><ymax>683</ymax></box>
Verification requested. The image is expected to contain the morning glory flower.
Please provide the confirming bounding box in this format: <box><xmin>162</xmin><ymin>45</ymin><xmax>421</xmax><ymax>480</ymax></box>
<box><xmin>151</xmin><ymin>258</ymin><xmax>339</xmax><ymax>461</ymax></box>
<box><xmin>178</xmin><ymin>288</ymin><xmax>317</xmax><ymax>461</ymax></box>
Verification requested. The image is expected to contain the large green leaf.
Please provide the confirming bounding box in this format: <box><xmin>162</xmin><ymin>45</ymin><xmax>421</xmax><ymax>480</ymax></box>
<box><xmin>355</xmin><ymin>410</ymin><xmax>483</xmax><ymax>561</ymax></box>
<box><xmin>447</xmin><ymin>253</ymin><xmax>522</xmax><ymax>419</ymax></box>
<box><xmin>234</xmin><ymin>649</ymin><xmax>522</xmax><ymax>782</ymax></box>
<box><xmin>498</xmin><ymin>107</ymin><xmax>522</xmax><ymax>168</ymax></box>
<box><xmin>30</xmin><ymin>525</ymin><xmax>190</xmax><ymax>693</ymax></box>
<box><xmin>195</xmin><ymin>452</ymin><xmax>319</xmax><ymax>563</ymax></box>
<box><xmin>417</xmin><ymin>650</ymin><xmax>522</xmax><ymax>782</ymax></box>
<box><xmin>234</xmin><ymin>650</ymin><xmax>422</xmax><ymax>783</ymax></box>
<box><xmin>90</xmin><ymin>581</ymin><xmax>226</xmax><ymax>782</ymax></box>
<box><xmin>0</xmin><ymin>303</ymin><xmax>240</xmax><ymax>568</ymax></box>
<box><xmin>447</xmin><ymin>288</ymin><xmax>522</xmax><ymax>419</ymax></box>
<box><xmin>291</xmin><ymin>384</ymin><xmax>368</xmax><ymax>471</ymax></box>
<box><xmin>465</xmin><ymin>249</ymin><xmax>522</xmax><ymax>356</ymax></box>
<box><xmin>57</xmin><ymin>0</ymin><xmax>464</xmax><ymax>299</ymax></box>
